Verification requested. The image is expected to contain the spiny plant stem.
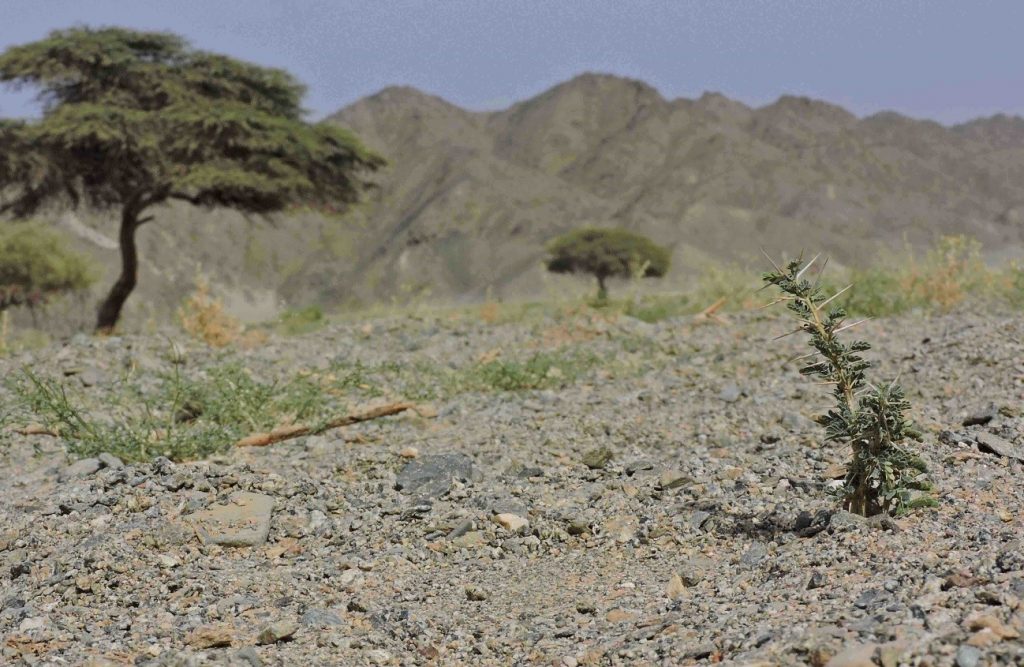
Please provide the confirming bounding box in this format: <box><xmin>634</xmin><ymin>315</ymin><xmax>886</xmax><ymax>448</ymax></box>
<box><xmin>762</xmin><ymin>253</ymin><xmax>936</xmax><ymax>517</ymax></box>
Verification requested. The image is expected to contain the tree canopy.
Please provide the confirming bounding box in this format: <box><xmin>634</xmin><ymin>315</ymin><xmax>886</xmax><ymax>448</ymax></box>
<box><xmin>545</xmin><ymin>227</ymin><xmax>670</xmax><ymax>300</ymax></box>
<box><xmin>0</xmin><ymin>27</ymin><xmax>382</xmax><ymax>331</ymax></box>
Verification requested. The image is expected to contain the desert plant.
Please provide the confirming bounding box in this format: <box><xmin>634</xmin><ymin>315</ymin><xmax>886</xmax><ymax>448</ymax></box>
<box><xmin>762</xmin><ymin>253</ymin><xmax>935</xmax><ymax>516</ymax></box>
<box><xmin>0</xmin><ymin>224</ymin><xmax>96</xmax><ymax>309</ymax></box>
<box><xmin>545</xmin><ymin>227</ymin><xmax>670</xmax><ymax>301</ymax></box>
<box><xmin>178</xmin><ymin>276</ymin><xmax>265</xmax><ymax>348</ymax></box>
<box><xmin>0</xmin><ymin>27</ymin><xmax>382</xmax><ymax>332</ymax></box>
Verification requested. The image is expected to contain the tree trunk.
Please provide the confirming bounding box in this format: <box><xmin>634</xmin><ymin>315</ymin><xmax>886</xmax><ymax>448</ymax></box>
<box><xmin>95</xmin><ymin>207</ymin><xmax>141</xmax><ymax>333</ymax></box>
<box><xmin>596</xmin><ymin>274</ymin><xmax>608</xmax><ymax>302</ymax></box>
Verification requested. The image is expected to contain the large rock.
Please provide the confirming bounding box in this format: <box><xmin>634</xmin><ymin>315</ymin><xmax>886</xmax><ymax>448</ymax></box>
<box><xmin>394</xmin><ymin>453</ymin><xmax>476</xmax><ymax>498</ymax></box>
<box><xmin>187</xmin><ymin>492</ymin><xmax>275</xmax><ymax>547</ymax></box>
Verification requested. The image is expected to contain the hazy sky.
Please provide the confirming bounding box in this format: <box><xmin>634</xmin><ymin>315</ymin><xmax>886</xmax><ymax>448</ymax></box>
<box><xmin>1</xmin><ymin>1</ymin><xmax>1022</xmax><ymax>125</ymax></box>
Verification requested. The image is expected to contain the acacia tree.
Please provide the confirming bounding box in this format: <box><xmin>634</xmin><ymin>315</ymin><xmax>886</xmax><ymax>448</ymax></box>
<box><xmin>0</xmin><ymin>27</ymin><xmax>382</xmax><ymax>332</ymax></box>
<box><xmin>545</xmin><ymin>227</ymin><xmax>670</xmax><ymax>300</ymax></box>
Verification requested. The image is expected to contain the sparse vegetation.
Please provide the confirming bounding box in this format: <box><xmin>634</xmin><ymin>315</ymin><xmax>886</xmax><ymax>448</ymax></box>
<box><xmin>763</xmin><ymin>253</ymin><xmax>936</xmax><ymax>516</ymax></box>
<box><xmin>545</xmin><ymin>227</ymin><xmax>670</xmax><ymax>302</ymax></box>
<box><xmin>178</xmin><ymin>276</ymin><xmax>266</xmax><ymax>348</ymax></box>
<box><xmin>0</xmin><ymin>224</ymin><xmax>96</xmax><ymax>351</ymax></box>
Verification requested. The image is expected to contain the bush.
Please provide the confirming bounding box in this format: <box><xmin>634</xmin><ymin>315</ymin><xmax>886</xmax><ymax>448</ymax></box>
<box><xmin>0</xmin><ymin>223</ymin><xmax>96</xmax><ymax>310</ymax></box>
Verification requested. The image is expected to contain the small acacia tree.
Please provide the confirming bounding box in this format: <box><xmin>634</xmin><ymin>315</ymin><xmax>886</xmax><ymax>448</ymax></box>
<box><xmin>0</xmin><ymin>27</ymin><xmax>382</xmax><ymax>332</ymax></box>
<box><xmin>545</xmin><ymin>227</ymin><xmax>670</xmax><ymax>301</ymax></box>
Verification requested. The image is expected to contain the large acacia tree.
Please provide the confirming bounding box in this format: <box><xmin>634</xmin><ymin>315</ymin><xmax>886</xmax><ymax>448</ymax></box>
<box><xmin>0</xmin><ymin>27</ymin><xmax>382</xmax><ymax>332</ymax></box>
<box><xmin>545</xmin><ymin>227</ymin><xmax>670</xmax><ymax>300</ymax></box>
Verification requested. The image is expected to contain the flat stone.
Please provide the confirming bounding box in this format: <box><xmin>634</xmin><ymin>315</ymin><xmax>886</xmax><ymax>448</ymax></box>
<box><xmin>394</xmin><ymin>453</ymin><xmax>475</xmax><ymax>498</ymax></box>
<box><xmin>299</xmin><ymin>608</ymin><xmax>343</xmax><ymax>627</ymax></box>
<box><xmin>59</xmin><ymin>458</ymin><xmax>101</xmax><ymax>481</ymax></box>
<box><xmin>187</xmin><ymin>623</ymin><xmax>234</xmax><ymax>648</ymax></box>
<box><xmin>256</xmin><ymin>620</ymin><xmax>298</xmax><ymax>645</ymax></box>
<box><xmin>582</xmin><ymin>447</ymin><xmax>614</xmax><ymax>470</ymax></box>
<box><xmin>188</xmin><ymin>492</ymin><xmax>274</xmax><ymax>547</ymax></box>
<box><xmin>719</xmin><ymin>383</ymin><xmax>742</xmax><ymax>403</ymax></box>
<box><xmin>826</xmin><ymin>643</ymin><xmax>879</xmax><ymax>667</ymax></box>
<box><xmin>658</xmin><ymin>469</ymin><xmax>687</xmax><ymax>489</ymax></box>
<box><xmin>494</xmin><ymin>513</ymin><xmax>530</xmax><ymax>534</ymax></box>
<box><xmin>976</xmin><ymin>432</ymin><xmax>1024</xmax><ymax>462</ymax></box>
<box><xmin>97</xmin><ymin>453</ymin><xmax>124</xmax><ymax>469</ymax></box>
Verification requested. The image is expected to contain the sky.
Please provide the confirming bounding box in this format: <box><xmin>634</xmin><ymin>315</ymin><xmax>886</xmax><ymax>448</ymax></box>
<box><xmin>1</xmin><ymin>0</ymin><xmax>1023</xmax><ymax>125</ymax></box>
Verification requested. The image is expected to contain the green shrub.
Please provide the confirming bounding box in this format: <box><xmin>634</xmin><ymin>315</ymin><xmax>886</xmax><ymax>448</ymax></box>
<box><xmin>763</xmin><ymin>253</ymin><xmax>936</xmax><ymax>516</ymax></box>
<box><xmin>0</xmin><ymin>223</ymin><xmax>96</xmax><ymax>309</ymax></box>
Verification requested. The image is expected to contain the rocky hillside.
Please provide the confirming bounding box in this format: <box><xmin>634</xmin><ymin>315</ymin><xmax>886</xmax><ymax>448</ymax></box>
<box><xmin>17</xmin><ymin>73</ymin><xmax>1024</xmax><ymax>330</ymax></box>
<box><xmin>322</xmin><ymin>73</ymin><xmax>1024</xmax><ymax>304</ymax></box>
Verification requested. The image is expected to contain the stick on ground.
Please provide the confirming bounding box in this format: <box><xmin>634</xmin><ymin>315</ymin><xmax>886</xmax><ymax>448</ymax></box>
<box><xmin>234</xmin><ymin>401</ymin><xmax>418</xmax><ymax>448</ymax></box>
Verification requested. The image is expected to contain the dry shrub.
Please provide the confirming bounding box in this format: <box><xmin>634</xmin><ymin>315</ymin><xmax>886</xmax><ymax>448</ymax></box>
<box><xmin>178</xmin><ymin>276</ymin><xmax>266</xmax><ymax>348</ymax></box>
<box><xmin>901</xmin><ymin>235</ymin><xmax>986</xmax><ymax>311</ymax></box>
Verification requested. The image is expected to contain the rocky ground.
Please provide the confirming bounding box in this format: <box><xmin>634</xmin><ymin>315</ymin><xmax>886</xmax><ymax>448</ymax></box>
<box><xmin>1</xmin><ymin>306</ymin><xmax>1023</xmax><ymax>666</ymax></box>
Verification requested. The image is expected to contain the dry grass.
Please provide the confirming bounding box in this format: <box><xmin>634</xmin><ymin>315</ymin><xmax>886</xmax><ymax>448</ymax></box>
<box><xmin>178</xmin><ymin>276</ymin><xmax>266</xmax><ymax>348</ymax></box>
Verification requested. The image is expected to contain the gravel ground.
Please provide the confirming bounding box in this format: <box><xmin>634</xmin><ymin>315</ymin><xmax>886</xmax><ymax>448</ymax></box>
<box><xmin>1</xmin><ymin>307</ymin><xmax>1023</xmax><ymax>666</ymax></box>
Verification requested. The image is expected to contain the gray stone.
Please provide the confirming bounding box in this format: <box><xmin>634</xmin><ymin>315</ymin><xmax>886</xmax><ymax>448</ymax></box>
<box><xmin>394</xmin><ymin>453</ymin><xmax>476</xmax><ymax>498</ymax></box>
<box><xmin>60</xmin><ymin>458</ymin><xmax>101</xmax><ymax>481</ymax></box>
<box><xmin>98</xmin><ymin>453</ymin><xmax>124</xmax><ymax>469</ymax></box>
<box><xmin>299</xmin><ymin>608</ymin><xmax>343</xmax><ymax>627</ymax></box>
<box><xmin>582</xmin><ymin>447</ymin><xmax>614</xmax><ymax>470</ymax></box>
<box><xmin>719</xmin><ymin>383</ymin><xmax>742</xmax><ymax>403</ymax></box>
<box><xmin>740</xmin><ymin>541</ymin><xmax>769</xmax><ymax>567</ymax></box>
<box><xmin>256</xmin><ymin>620</ymin><xmax>299</xmax><ymax>644</ymax></box>
<box><xmin>975</xmin><ymin>432</ymin><xmax>1024</xmax><ymax>462</ymax></box>
<box><xmin>955</xmin><ymin>644</ymin><xmax>981</xmax><ymax>667</ymax></box>
<box><xmin>234</xmin><ymin>647</ymin><xmax>263</xmax><ymax>667</ymax></box>
<box><xmin>187</xmin><ymin>492</ymin><xmax>274</xmax><ymax>547</ymax></box>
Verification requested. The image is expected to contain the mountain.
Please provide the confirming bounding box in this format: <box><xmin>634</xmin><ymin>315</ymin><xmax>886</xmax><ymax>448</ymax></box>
<box><xmin>16</xmin><ymin>73</ymin><xmax>1024</xmax><ymax>330</ymax></box>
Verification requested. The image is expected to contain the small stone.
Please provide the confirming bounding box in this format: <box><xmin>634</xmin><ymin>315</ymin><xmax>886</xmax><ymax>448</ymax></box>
<box><xmin>464</xmin><ymin>584</ymin><xmax>488</xmax><ymax>601</ymax></box>
<box><xmin>494</xmin><ymin>513</ymin><xmax>530</xmax><ymax>534</ymax></box>
<box><xmin>658</xmin><ymin>469</ymin><xmax>687</xmax><ymax>490</ymax></box>
<box><xmin>188</xmin><ymin>492</ymin><xmax>275</xmax><ymax>547</ymax></box>
<box><xmin>966</xmin><ymin>613</ymin><xmax>1019</xmax><ymax>639</ymax></box>
<box><xmin>976</xmin><ymin>432</ymin><xmax>1024</xmax><ymax>462</ymax></box>
<box><xmin>605</xmin><ymin>608</ymin><xmax>635</xmax><ymax>623</ymax></box>
<box><xmin>187</xmin><ymin>624</ymin><xmax>234</xmax><ymax>648</ymax></box>
<box><xmin>963</xmin><ymin>404</ymin><xmax>998</xmax><ymax>426</ymax></box>
<box><xmin>666</xmin><ymin>573</ymin><xmax>686</xmax><ymax>599</ymax></box>
<box><xmin>452</xmin><ymin>531</ymin><xmax>487</xmax><ymax>549</ymax></box>
<box><xmin>954</xmin><ymin>644</ymin><xmax>981</xmax><ymax>667</ymax></box>
<box><xmin>679</xmin><ymin>556</ymin><xmax>713</xmax><ymax>586</ymax></box>
<box><xmin>719</xmin><ymin>383</ymin><xmax>742</xmax><ymax>403</ymax></box>
<box><xmin>582</xmin><ymin>447</ymin><xmax>614</xmax><ymax>470</ymax></box>
<box><xmin>395</xmin><ymin>453</ymin><xmax>476</xmax><ymax>498</ymax></box>
<box><xmin>807</xmin><ymin>571</ymin><xmax>828</xmax><ymax>590</ymax></box>
<box><xmin>157</xmin><ymin>554</ymin><xmax>180</xmax><ymax>569</ymax></box>
<box><xmin>825</xmin><ymin>643</ymin><xmax>878</xmax><ymax>667</ymax></box>
<box><xmin>234</xmin><ymin>646</ymin><xmax>263</xmax><ymax>667</ymax></box>
<box><xmin>60</xmin><ymin>458</ymin><xmax>101</xmax><ymax>481</ymax></box>
<box><xmin>399</xmin><ymin>447</ymin><xmax>419</xmax><ymax>459</ymax></box>
<box><xmin>256</xmin><ymin>620</ymin><xmax>298</xmax><ymax>645</ymax></box>
<box><xmin>98</xmin><ymin>452</ymin><xmax>124</xmax><ymax>469</ymax></box>
<box><xmin>300</xmin><ymin>609</ymin><xmax>343</xmax><ymax>627</ymax></box>
<box><xmin>740</xmin><ymin>541</ymin><xmax>769</xmax><ymax>567</ymax></box>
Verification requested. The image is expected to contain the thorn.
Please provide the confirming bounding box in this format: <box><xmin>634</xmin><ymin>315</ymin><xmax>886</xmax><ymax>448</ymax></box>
<box><xmin>833</xmin><ymin>318</ymin><xmax>871</xmax><ymax>334</ymax></box>
<box><xmin>819</xmin><ymin>284</ymin><xmax>853</xmax><ymax>308</ymax></box>
<box><xmin>760</xmin><ymin>247</ymin><xmax>784</xmax><ymax>274</ymax></box>
<box><xmin>794</xmin><ymin>253</ymin><xmax>820</xmax><ymax>281</ymax></box>
<box><xmin>786</xmin><ymin>350</ymin><xmax>819</xmax><ymax>364</ymax></box>
<box><xmin>772</xmin><ymin>326</ymin><xmax>807</xmax><ymax>341</ymax></box>
<box><xmin>811</xmin><ymin>256</ymin><xmax>830</xmax><ymax>291</ymax></box>
<box><xmin>759</xmin><ymin>297</ymin><xmax>792</xmax><ymax>310</ymax></box>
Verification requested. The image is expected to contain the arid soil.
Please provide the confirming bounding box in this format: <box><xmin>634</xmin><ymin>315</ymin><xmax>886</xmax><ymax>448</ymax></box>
<box><xmin>1</xmin><ymin>307</ymin><xmax>1023</xmax><ymax>666</ymax></box>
